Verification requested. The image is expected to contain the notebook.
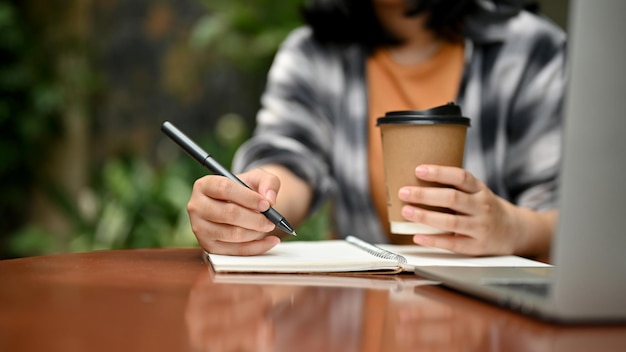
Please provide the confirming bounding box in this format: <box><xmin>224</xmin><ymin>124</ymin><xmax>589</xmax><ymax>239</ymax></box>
<box><xmin>206</xmin><ymin>235</ymin><xmax>549</xmax><ymax>274</ymax></box>
<box><xmin>413</xmin><ymin>0</ymin><xmax>626</xmax><ymax>324</ymax></box>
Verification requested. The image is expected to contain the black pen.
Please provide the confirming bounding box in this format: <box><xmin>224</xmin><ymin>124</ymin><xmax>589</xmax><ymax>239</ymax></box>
<box><xmin>161</xmin><ymin>121</ymin><xmax>297</xmax><ymax>237</ymax></box>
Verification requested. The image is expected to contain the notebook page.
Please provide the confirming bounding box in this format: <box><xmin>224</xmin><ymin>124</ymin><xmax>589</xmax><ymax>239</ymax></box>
<box><xmin>376</xmin><ymin>244</ymin><xmax>551</xmax><ymax>269</ymax></box>
<box><xmin>207</xmin><ymin>240</ymin><xmax>401</xmax><ymax>273</ymax></box>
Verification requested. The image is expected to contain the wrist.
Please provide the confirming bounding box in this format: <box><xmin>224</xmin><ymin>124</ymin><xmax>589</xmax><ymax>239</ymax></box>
<box><xmin>512</xmin><ymin>207</ymin><xmax>557</xmax><ymax>260</ymax></box>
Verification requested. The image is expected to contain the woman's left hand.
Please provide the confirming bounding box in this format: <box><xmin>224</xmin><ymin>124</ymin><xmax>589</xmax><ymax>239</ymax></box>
<box><xmin>398</xmin><ymin>164</ymin><xmax>527</xmax><ymax>256</ymax></box>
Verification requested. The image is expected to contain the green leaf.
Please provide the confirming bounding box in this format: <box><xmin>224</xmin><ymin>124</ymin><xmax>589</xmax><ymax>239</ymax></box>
<box><xmin>189</xmin><ymin>16</ymin><xmax>229</xmax><ymax>50</ymax></box>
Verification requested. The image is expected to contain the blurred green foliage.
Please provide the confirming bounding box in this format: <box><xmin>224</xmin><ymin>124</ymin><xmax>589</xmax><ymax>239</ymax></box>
<box><xmin>3</xmin><ymin>0</ymin><xmax>328</xmax><ymax>258</ymax></box>
<box><xmin>9</xmin><ymin>115</ymin><xmax>328</xmax><ymax>257</ymax></box>
<box><xmin>191</xmin><ymin>0</ymin><xmax>304</xmax><ymax>71</ymax></box>
<box><xmin>0</xmin><ymin>1</ymin><xmax>64</xmax><ymax>256</ymax></box>
<box><xmin>9</xmin><ymin>156</ymin><xmax>200</xmax><ymax>255</ymax></box>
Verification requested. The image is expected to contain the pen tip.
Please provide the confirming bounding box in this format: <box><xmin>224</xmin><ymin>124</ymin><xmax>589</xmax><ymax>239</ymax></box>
<box><xmin>291</xmin><ymin>231</ymin><xmax>297</xmax><ymax>237</ymax></box>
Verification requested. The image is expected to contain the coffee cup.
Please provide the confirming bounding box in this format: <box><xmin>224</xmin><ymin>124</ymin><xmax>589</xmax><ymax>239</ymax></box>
<box><xmin>377</xmin><ymin>102</ymin><xmax>470</xmax><ymax>235</ymax></box>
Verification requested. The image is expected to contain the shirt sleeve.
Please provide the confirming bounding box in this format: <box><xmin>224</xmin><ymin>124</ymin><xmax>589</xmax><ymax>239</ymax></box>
<box><xmin>504</xmin><ymin>24</ymin><xmax>567</xmax><ymax>211</ymax></box>
<box><xmin>231</xmin><ymin>27</ymin><xmax>336</xmax><ymax>215</ymax></box>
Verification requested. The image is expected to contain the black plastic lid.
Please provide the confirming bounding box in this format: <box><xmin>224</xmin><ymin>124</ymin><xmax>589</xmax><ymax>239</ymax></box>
<box><xmin>377</xmin><ymin>102</ymin><xmax>471</xmax><ymax>126</ymax></box>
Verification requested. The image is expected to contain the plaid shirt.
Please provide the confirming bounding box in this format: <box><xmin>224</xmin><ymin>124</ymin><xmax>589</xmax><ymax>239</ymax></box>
<box><xmin>233</xmin><ymin>9</ymin><xmax>567</xmax><ymax>244</ymax></box>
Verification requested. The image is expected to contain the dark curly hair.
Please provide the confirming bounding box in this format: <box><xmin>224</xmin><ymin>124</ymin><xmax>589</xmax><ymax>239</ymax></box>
<box><xmin>301</xmin><ymin>0</ymin><xmax>477</xmax><ymax>48</ymax></box>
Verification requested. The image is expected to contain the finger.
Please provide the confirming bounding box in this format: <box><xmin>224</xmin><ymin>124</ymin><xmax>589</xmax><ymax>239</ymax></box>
<box><xmin>196</xmin><ymin>175</ymin><xmax>271</xmax><ymax>213</ymax></box>
<box><xmin>413</xmin><ymin>234</ymin><xmax>482</xmax><ymax>256</ymax></box>
<box><xmin>415</xmin><ymin>165</ymin><xmax>482</xmax><ymax>194</ymax></box>
<box><xmin>190</xmin><ymin>193</ymin><xmax>275</xmax><ymax>232</ymax></box>
<box><xmin>401</xmin><ymin>205</ymin><xmax>488</xmax><ymax>235</ymax></box>
<box><xmin>399</xmin><ymin>186</ymin><xmax>474</xmax><ymax>215</ymax></box>
<box><xmin>239</xmin><ymin>168</ymin><xmax>282</xmax><ymax>205</ymax></box>
<box><xmin>188</xmin><ymin>179</ymin><xmax>276</xmax><ymax>238</ymax></box>
<box><xmin>190</xmin><ymin>214</ymin><xmax>273</xmax><ymax>248</ymax></box>
<box><xmin>203</xmin><ymin>236</ymin><xmax>281</xmax><ymax>256</ymax></box>
<box><xmin>189</xmin><ymin>211</ymin><xmax>274</xmax><ymax>247</ymax></box>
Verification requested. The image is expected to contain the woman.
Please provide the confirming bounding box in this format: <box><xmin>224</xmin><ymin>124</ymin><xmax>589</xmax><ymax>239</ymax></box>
<box><xmin>187</xmin><ymin>0</ymin><xmax>566</xmax><ymax>258</ymax></box>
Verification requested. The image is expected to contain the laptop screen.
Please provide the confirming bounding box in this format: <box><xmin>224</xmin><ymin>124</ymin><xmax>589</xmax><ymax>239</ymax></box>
<box><xmin>549</xmin><ymin>0</ymin><xmax>626</xmax><ymax>315</ymax></box>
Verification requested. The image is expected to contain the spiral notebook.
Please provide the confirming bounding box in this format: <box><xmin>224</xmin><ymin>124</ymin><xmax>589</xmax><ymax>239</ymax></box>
<box><xmin>205</xmin><ymin>236</ymin><xmax>549</xmax><ymax>274</ymax></box>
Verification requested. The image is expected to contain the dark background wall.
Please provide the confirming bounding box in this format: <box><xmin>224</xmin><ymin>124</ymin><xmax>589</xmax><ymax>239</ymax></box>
<box><xmin>89</xmin><ymin>0</ymin><xmax>267</xmax><ymax>164</ymax></box>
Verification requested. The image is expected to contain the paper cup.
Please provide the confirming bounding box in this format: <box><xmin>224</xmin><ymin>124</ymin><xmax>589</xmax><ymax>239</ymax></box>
<box><xmin>377</xmin><ymin>103</ymin><xmax>470</xmax><ymax>235</ymax></box>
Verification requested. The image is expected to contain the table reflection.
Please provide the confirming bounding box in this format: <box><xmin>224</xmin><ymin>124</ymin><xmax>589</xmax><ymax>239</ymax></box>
<box><xmin>2</xmin><ymin>248</ymin><xmax>624</xmax><ymax>352</ymax></box>
<box><xmin>382</xmin><ymin>288</ymin><xmax>490</xmax><ymax>351</ymax></box>
<box><xmin>409</xmin><ymin>285</ymin><xmax>626</xmax><ymax>352</ymax></box>
<box><xmin>186</xmin><ymin>269</ymin><xmax>366</xmax><ymax>352</ymax></box>
<box><xmin>186</xmin><ymin>273</ymin><xmax>275</xmax><ymax>351</ymax></box>
<box><xmin>186</xmin><ymin>268</ymin><xmax>626</xmax><ymax>352</ymax></box>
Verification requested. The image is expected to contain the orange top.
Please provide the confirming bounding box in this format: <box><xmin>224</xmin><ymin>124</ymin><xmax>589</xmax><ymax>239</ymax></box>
<box><xmin>366</xmin><ymin>42</ymin><xmax>464</xmax><ymax>243</ymax></box>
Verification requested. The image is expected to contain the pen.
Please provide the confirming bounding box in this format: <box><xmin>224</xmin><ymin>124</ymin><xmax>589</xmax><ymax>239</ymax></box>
<box><xmin>161</xmin><ymin>121</ymin><xmax>297</xmax><ymax>237</ymax></box>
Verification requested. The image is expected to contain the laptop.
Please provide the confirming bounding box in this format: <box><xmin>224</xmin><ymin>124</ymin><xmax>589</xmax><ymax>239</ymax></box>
<box><xmin>413</xmin><ymin>0</ymin><xmax>626</xmax><ymax>324</ymax></box>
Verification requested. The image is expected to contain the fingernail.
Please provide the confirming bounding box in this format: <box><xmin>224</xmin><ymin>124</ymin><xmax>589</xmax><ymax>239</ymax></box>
<box><xmin>401</xmin><ymin>206</ymin><xmax>414</xmax><ymax>218</ymax></box>
<box><xmin>399</xmin><ymin>188</ymin><xmax>410</xmax><ymax>200</ymax></box>
<box><xmin>416</xmin><ymin>166</ymin><xmax>428</xmax><ymax>177</ymax></box>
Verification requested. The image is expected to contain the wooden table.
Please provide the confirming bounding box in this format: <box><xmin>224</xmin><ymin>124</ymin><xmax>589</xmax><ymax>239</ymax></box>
<box><xmin>1</xmin><ymin>248</ymin><xmax>625</xmax><ymax>352</ymax></box>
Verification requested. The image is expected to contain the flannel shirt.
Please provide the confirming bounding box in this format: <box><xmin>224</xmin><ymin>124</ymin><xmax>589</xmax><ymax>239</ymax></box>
<box><xmin>233</xmin><ymin>7</ymin><xmax>567</xmax><ymax>244</ymax></box>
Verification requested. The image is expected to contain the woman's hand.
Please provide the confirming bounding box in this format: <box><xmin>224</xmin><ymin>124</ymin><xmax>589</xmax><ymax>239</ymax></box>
<box><xmin>187</xmin><ymin>168</ymin><xmax>282</xmax><ymax>256</ymax></box>
<box><xmin>398</xmin><ymin>165</ymin><xmax>555</xmax><ymax>257</ymax></box>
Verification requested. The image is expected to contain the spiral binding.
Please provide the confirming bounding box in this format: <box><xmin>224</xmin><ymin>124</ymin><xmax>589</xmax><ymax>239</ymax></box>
<box><xmin>346</xmin><ymin>235</ymin><xmax>407</xmax><ymax>264</ymax></box>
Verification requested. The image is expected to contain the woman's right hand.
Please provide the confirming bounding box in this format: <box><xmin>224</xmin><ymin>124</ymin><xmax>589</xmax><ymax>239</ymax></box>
<box><xmin>187</xmin><ymin>168</ymin><xmax>283</xmax><ymax>255</ymax></box>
